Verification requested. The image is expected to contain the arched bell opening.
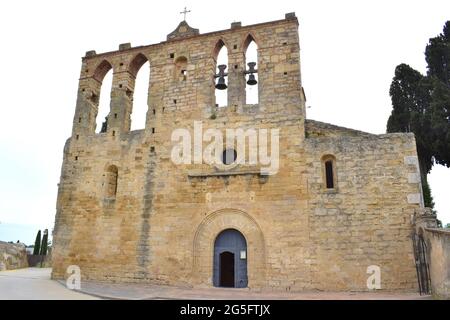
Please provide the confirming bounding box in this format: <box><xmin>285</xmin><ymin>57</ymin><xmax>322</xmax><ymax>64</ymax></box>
<box><xmin>243</xmin><ymin>35</ymin><xmax>258</xmax><ymax>105</ymax></box>
<box><xmin>213</xmin><ymin>40</ymin><xmax>229</xmax><ymax>107</ymax></box>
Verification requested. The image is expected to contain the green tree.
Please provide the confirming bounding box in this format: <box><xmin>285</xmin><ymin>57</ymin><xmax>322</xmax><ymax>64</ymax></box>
<box><xmin>425</xmin><ymin>21</ymin><xmax>450</xmax><ymax>86</ymax></box>
<box><xmin>429</xmin><ymin>79</ymin><xmax>450</xmax><ymax>168</ymax></box>
<box><xmin>40</xmin><ymin>229</ymin><xmax>48</xmax><ymax>256</ymax></box>
<box><xmin>421</xmin><ymin>179</ymin><xmax>435</xmax><ymax>209</ymax></box>
<box><xmin>426</xmin><ymin>21</ymin><xmax>450</xmax><ymax>170</ymax></box>
<box><xmin>387</xmin><ymin>21</ymin><xmax>450</xmax><ymax>209</ymax></box>
<box><xmin>387</xmin><ymin>64</ymin><xmax>434</xmax><ymax>207</ymax></box>
<box><xmin>32</xmin><ymin>230</ymin><xmax>41</xmax><ymax>255</ymax></box>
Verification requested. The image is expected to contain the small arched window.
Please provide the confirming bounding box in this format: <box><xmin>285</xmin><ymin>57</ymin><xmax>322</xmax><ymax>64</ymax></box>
<box><xmin>105</xmin><ymin>165</ymin><xmax>118</xmax><ymax>198</ymax></box>
<box><xmin>322</xmin><ymin>155</ymin><xmax>336</xmax><ymax>190</ymax></box>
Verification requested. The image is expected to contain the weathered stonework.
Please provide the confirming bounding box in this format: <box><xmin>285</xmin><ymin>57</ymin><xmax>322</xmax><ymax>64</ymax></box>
<box><xmin>0</xmin><ymin>241</ymin><xmax>28</xmax><ymax>270</ymax></box>
<box><xmin>426</xmin><ymin>229</ymin><xmax>450</xmax><ymax>299</ymax></box>
<box><xmin>52</xmin><ymin>13</ymin><xmax>422</xmax><ymax>292</ymax></box>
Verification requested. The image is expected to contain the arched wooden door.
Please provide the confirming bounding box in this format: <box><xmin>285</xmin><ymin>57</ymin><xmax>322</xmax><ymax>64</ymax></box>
<box><xmin>213</xmin><ymin>229</ymin><xmax>248</xmax><ymax>288</ymax></box>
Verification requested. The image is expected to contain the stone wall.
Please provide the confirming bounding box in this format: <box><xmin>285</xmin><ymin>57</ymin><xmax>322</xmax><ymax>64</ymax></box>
<box><xmin>425</xmin><ymin>228</ymin><xmax>450</xmax><ymax>299</ymax></box>
<box><xmin>51</xmin><ymin>13</ymin><xmax>421</xmax><ymax>292</ymax></box>
<box><xmin>0</xmin><ymin>241</ymin><xmax>28</xmax><ymax>270</ymax></box>
<box><xmin>304</xmin><ymin>131</ymin><xmax>420</xmax><ymax>291</ymax></box>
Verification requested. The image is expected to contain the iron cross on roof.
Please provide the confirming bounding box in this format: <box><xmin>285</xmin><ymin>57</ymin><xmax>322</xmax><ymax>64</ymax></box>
<box><xmin>180</xmin><ymin>7</ymin><xmax>191</xmax><ymax>21</ymax></box>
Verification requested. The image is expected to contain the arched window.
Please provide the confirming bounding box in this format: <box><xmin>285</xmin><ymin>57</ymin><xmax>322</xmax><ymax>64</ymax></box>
<box><xmin>93</xmin><ymin>60</ymin><xmax>113</xmax><ymax>133</ymax></box>
<box><xmin>244</xmin><ymin>35</ymin><xmax>258</xmax><ymax>105</ymax></box>
<box><xmin>174</xmin><ymin>56</ymin><xmax>188</xmax><ymax>81</ymax></box>
<box><xmin>322</xmin><ymin>155</ymin><xmax>336</xmax><ymax>189</ymax></box>
<box><xmin>129</xmin><ymin>54</ymin><xmax>150</xmax><ymax>131</ymax></box>
<box><xmin>104</xmin><ymin>165</ymin><xmax>118</xmax><ymax>198</ymax></box>
<box><xmin>214</xmin><ymin>40</ymin><xmax>228</xmax><ymax>107</ymax></box>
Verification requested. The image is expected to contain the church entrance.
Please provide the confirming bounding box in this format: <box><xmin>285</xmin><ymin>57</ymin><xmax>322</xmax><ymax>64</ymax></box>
<box><xmin>213</xmin><ymin>229</ymin><xmax>248</xmax><ymax>288</ymax></box>
<box><xmin>219</xmin><ymin>252</ymin><xmax>234</xmax><ymax>287</ymax></box>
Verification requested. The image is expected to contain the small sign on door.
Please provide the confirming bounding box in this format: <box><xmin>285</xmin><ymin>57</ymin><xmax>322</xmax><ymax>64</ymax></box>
<box><xmin>240</xmin><ymin>250</ymin><xmax>247</xmax><ymax>260</ymax></box>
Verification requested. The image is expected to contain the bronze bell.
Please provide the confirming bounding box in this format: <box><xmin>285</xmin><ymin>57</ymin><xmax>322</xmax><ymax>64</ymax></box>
<box><xmin>246</xmin><ymin>62</ymin><xmax>258</xmax><ymax>85</ymax></box>
<box><xmin>215</xmin><ymin>76</ymin><xmax>227</xmax><ymax>90</ymax></box>
<box><xmin>215</xmin><ymin>64</ymin><xmax>228</xmax><ymax>90</ymax></box>
<box><xmin>247</xmin><ymin>73</ymin><xmax>257</xmax><ymax>85</ymax></box>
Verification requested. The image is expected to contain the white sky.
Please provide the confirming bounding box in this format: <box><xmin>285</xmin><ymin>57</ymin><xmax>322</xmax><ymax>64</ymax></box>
<box><xmin>0</xmin><ymin>0</ymin><xmax>449</xmax><ymax>244</ymax></box>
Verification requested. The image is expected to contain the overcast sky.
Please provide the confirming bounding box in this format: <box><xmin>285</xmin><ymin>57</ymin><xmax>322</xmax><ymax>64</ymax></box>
<box><xmin>0</xmin><ymin>0</ymin><xmax>449</xmax><ymax>244</ymax></box>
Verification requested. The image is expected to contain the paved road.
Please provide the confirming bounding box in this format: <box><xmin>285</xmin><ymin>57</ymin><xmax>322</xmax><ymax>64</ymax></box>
<box><xmin>75</xmin><ymin>281</ymin><xmax>429</xmax><ymax>300</ymax></box>
<box><xmin>0</xmin><ymin>268</ymin><xmax>98</xmax><ymax>300</ymax></box>
<box><xmin>0</xmin><ymin>268</ymin><xmax>429</xmax><ymax>300</ymax></box>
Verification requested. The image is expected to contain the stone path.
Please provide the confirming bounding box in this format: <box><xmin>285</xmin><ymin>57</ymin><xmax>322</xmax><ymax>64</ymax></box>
<box><xmin>0</xmin><ymin>268</ymin><xmax>98</xmax><ymax>300</ymax></box>
<box><xmin>70</xmin><ymin>279</ymin><xmax>430</xmax><ymax>300</ymax></box>
<box><xmin>0</xmin><ymin>268</ymin><xmax>431</xmax><ymax>300</ymax></box>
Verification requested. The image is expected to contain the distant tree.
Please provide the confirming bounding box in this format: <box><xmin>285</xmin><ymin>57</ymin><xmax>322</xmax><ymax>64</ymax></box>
<box><xmin>40</xmin><ymin>229</ymin><xmax>48</xmax><ymax>256</ymax></box>
<box><xmin>421</xmin><ymin>179</ymin><xmax>435</xmax><ymax>210</ymax></box>
<box><xmin>33</xmin><ymin>230</ymin><xmax>41</xmax><ymax>255</ymax></box>
<box><xmin>446</xmin><ymin>223</ymin><xmax>450</xmax><ymax>228</ymax></box>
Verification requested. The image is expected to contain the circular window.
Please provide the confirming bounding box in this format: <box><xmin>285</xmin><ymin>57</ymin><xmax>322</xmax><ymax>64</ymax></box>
<box><xmin>222</xmin><ymin>149</ymin><xmax>237</xmax><ymax>165</ymax></box>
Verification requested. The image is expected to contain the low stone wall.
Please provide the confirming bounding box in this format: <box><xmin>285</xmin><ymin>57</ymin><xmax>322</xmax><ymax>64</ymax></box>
<box><xmin>0</xmin><ymin>241</ymin><xmax>29</xmax><ymax>270</ymax></box>
<box><xmin>425</xmin><ymin>228</ymin><xmax>450</xmax><ymax>299</ymax></box>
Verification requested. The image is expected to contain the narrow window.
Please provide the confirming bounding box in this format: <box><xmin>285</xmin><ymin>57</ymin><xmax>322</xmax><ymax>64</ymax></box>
<box><xmin>130</xmin><ymin>54</ymin><xmax>150</xmax><ymax>131</ymax></box>
<box><xmin>244</xmin><ymin>36</ymin><xmax>258</xmax><ymax>105</ymax></box>
<box><xmin>105</xmin><ymin>165</ymin><xmax>118</xmax><ymax>198</ymax></box>
<box><xmin>94</xmin><ymin>61</ymin><xmax>113</xmax><ymax>133</ymax></box>
<box><xmin>325</xmin><ymin>160</ymin><xmax>334</xmax><ymax>189</ymax></box>
<box><xmin>214</xmin><ymin>40</ymin><xmax>228</xmax><ymax>107</ymax></box>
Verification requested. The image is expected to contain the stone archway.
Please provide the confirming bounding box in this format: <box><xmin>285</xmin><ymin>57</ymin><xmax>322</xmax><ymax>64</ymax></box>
<box><xmin>192</xmin><ymin>208</ymin><xmax>266</xmax><ymax>288</ymax></box>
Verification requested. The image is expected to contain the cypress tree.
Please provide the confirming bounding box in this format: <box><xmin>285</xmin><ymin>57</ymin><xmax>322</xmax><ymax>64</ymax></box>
<box><xmin>387</xmin><ymin>64</ymin><xmax>434</xmax><ymax>207</ymax></box>
<box><xmin>40</xmin><ymin>230</ymin><xmax>48</xmax><ymax>256</ymax></box>
<box><xmin>33</xmin><ymin>230</ymin><xmax>41</xmax><ymax>255</ymax></box>
<box><xmin>426</xmin><ymin>21</ymin><xmax>450</xmax><ymax>170</ymax></box>
<box><xmin>387</xmin><ymin>21</ymin><xmax>450</xmax><ymax>211</ymax></box>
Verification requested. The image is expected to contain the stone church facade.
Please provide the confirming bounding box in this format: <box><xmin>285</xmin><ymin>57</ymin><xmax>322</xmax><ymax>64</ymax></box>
<box><xmin>52</xmin><ymin>13</ymin><xmax>423</xmax><ymax>291</ymax></box>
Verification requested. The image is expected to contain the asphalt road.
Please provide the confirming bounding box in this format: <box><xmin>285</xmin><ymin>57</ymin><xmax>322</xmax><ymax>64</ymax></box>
<box><xmin>0</xmin><ymin>268</ymin><xmax>98</xmax><ymax>300</ymax></box>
